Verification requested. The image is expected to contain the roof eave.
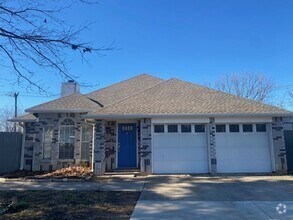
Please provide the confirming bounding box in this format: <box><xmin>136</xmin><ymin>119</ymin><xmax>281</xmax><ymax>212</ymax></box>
<box><xmin>25</xmin><ymin>109</ymin><xmax>92</xmax><ymax>114</ymax></box>
<box><xmin>9</xmin><ymin>118</ymin><xmax>38</xmax><ymax>122</ymax></box>
<box><xmin>82</xmin><ymin>112</ymin><xmax>293</xmax><ymax>119</ymax></box>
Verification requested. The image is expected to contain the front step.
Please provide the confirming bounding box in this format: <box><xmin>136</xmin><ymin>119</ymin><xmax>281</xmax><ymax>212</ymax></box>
<box><xmin>114</xmin><ymin>168</ymin><xmax>140</xmax><ymax>172</ymax></box>
<box><xmin>106</xmin><ymin>168</ymin><xmax>141</xmax><ymax>176</ymax></box>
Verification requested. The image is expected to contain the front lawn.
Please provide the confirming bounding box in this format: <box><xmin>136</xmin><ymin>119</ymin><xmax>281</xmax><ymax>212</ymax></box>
<box><xmin>0</xmin><ymin>191</ymin><xmax>140</xmax><ymax>219</ymax></box>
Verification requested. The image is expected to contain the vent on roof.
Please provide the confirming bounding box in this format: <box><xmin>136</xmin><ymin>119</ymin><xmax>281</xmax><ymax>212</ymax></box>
<box><xmin>61</xmin><ymin>80</ymin><xmax>80</xmax><ymax>97</ymax></box>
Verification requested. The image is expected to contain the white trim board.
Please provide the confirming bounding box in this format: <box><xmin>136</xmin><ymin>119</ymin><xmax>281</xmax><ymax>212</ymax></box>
<box><xmin>152</xmin><ymin>117</ymin><xmax>209</xmax><ymax>124</ymax></box>
<box><xmin>215</xmin><ymin>116</ymin><xmax>272</xmax><ymax>123</ymax></box>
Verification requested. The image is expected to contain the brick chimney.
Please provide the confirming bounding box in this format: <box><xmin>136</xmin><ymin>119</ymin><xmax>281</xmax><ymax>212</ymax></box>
<box><xmin>61</xmin><ymin>80</ymin><xmax>80</xmax><ymax>97</ymax></box>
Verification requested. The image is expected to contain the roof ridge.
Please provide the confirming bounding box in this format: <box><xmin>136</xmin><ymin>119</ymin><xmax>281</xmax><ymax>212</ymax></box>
<box><xmin>170</xmin><ymin>78</ymin><xmax>289</xmax><ymax>112</ymax></box>
<box><xmin>85</xmin><ymin>73</ymin><xmax>163</xmax><ymax>96</ymax></box>
<box><xmin>90</xmin><ymin>78</ymin><xmax>173</xmax><ymax>114</ymax></box>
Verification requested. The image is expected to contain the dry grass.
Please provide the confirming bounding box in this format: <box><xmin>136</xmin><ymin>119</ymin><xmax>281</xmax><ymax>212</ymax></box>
<box><xmin>0</xmin><ymin>191</ymin><xmax>140</xmax><ymax>220</ymax></box>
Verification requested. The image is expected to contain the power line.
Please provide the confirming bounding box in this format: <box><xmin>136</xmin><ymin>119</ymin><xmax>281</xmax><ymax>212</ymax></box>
<box><xmin>0</xmin><ymin>93</ymin><xmax>59</xmax><ymax>98</ymax></box>
<box><xmin>0</xmin><ymin>90</ymin><xmax>60</xmax><ymax>96</ymax></box>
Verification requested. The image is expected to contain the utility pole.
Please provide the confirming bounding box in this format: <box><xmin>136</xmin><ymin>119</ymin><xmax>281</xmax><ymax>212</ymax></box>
<box><xmin>13</xmin><ymin>92</ymin><xmax>19</xmax><ymax>132</ymax></box>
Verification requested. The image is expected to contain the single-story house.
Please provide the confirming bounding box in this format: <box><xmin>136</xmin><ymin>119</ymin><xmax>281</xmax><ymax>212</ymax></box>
<box><xmin>11</xmin><ymin>74</ymin><xmax>293</xmax><ymax>175</ymax></box>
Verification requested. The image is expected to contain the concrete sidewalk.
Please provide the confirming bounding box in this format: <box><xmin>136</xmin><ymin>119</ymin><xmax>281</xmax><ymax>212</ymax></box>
<box><xmin>0</xmin><ymin>175</ymin><xmax>146</xmax><ymax>191</ymax></box>
<box><xmin>131</xmin><ymin>175</ymin><xmax>293</xmax><ymax>219</ymax></box>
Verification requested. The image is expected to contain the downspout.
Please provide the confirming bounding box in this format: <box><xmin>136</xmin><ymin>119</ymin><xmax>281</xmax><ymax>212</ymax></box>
<box><xmin>19</xmin><ymin>122</ymin><xmax>26</xmax><ymax>170</ymax></box>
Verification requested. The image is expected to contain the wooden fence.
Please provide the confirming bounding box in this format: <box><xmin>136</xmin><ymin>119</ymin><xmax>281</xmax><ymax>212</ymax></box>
<box><xmin>0</xmin><ymin>132</ymin><xmax>22</xmax><ymax>174</ymax></box>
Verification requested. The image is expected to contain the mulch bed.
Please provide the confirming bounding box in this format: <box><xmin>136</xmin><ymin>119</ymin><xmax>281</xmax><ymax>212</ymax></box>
<box><xmin>0</xmin><ymin>191</ymin><xmax>140</xmax><ymax>220</ymax></box>
<box><xmin>1</xmin><ymin>166</ymin><xmax>93</xmax><ymax>180</ymax></box>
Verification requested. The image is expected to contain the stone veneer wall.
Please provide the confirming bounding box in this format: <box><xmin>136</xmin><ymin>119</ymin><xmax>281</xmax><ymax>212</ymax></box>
<box><xmin>23</xmin><ymin>113</ymin><xmax>93</xmax><ymax>171</ymax></box>
<box><xmin>105</xmin><ymin>121</ymin><xmax>116</xmax><ymax>171</ymax></box>
<box><xmin>139</xmin><ymin>118</ymin><xmax>152</xmax><ymax>173</ymax></box>
<box><xmin>23</xmin><ymin>122</ymin><xmax>39</xmax><ymax>170</ymax></box>
<box><xmin>272</xmin><ymin>117</ymin><xmax>287</xmax><ymax>173</ymax></box>
<box><xmin>93</xmin><ymin>120</ymin><xmax>106</xmax><ymax>175</ymax></box>
<box><xmin>208</xmin><ymin>117</ymin><xmax>217</xmax><ymax>174</ymax></box>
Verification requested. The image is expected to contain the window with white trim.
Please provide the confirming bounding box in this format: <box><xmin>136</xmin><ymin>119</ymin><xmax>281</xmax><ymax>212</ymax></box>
<box><xmin>216</xmin><ymin>124</ymin><xmax>226</xmax><ymax>132</ymax></box>
<box><xmin>81</xmin><ymin>124</ymin><xmax>92</xmax><ymax>160</ymax></box>
<box><xmin>181</xmin><ymin>125</ymin><xmax>191</xmax><ymax>133</ymax></box>
<box><xmin>194</xmin><ymin>124</ymin><xmax>205</xmax><ymax>133</ymax></box>
<box><xmin>229</xmin><ymin>124</ymin><xmax>239</xmax><ymax>132</ymax></box>
<box><xmin>256</xmin><ymin>124</ymin><xmax>266</xmax><ymax>132</ymax></box>
<box><xmin>43</xmin><ymin>126</ymin><xmax>53</xmax><ymax>159</ymax></box>
<box><xmin>154</xmin><ymin>125</ymin><xmax>164</xmax><ymax>133</ymax></box>
<box><xmin>243</xmin><ymin>124</ymin><xmax>253</xmax><ymax>132</ymax></box>
<box><xmin>59</xmin><ymin>118</ymin><xmax>75</xmax><ymax>159</ymax></box>
<box><xmin>168</xmin><ymin>125</ymin><xmax>178</xmax><ymax>133</ymax></box>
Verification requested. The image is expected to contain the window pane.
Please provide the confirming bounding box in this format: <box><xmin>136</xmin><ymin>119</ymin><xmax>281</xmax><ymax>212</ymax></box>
<box><xmin>154</xmin><ymin>125</ymin><xmax>164</xmax><ymax>133</ymax></box>
<box><xmin>168</xmin><ymin>125</ymin><xmax>178</xmax><ymax>133</ymax></box>
<box><xmin>82</xmin><ymin>125</ymin><xmax>91</xmax><ymax>142</ymax></box>
<box><xmin>195</xmin><ymin>125</ymin><xmax>205</xmax><ymax>133</ymax></box>
<box><xmin>59</xmin><ymin>143</ymin><xmax>74</xmax><ymax>159</ymax></box>
<box><xmin>181</xmin><ymin>125</ymin><xmax>191</xmax><ymax>133</ymax></box>
<box><xmin>43</xmin><ymin>126</ymin><xmax>53</xmax><ymax>159</ymax></box>
<box><xmin>59</xmin><ymin>119</ymin><xmax>75</xmax><ymax>159</ymax></box>
<box><xmin>216</xmin><ymin>125</ymin><xmax>226</xmax><ymax>132</ymax></box>
<box><xmin>60</xmin><ymin>118</ymin><xmax>74</xmax><ymax>125</ymax></box>
<box><xmin>243</xmin><ymin>124</ymin><xmax>253</xmax><ymax>132</ymax></box>
<box><xmin>44</xmin><ymin>127</ymin><xmax>53</xmax><ymax>142</ymax></box>
<box><xmin>256</xmin><ymin>124</ymin><xmax>266</xmax><ymax>132</ymax></box>
<box><xmin>229</xmin><ymin>124</ymin><xmax>239</xmax><ymax>132</ymax></box>
<box><xmin>81</xmin><ymin>143</ymin><xmax>90</xmax><ymax>160</ymax></box>
<box><xmin>43</xmin><ymin>143</ymin><xmax>51</xmax><ymax>159</ymax></box>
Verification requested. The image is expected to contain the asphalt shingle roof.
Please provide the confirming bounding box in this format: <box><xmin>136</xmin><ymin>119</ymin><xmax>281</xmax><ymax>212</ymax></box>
<box><xmin>86</xmin><ymin>74</ymin><xmax>164</xmax><ymax>106</ymax></box>
<box><xmin>23</xmin><ymin>73</ymin><xmax>291</xmax><ymax>117</ymax></box>
<box><xmin>26</xmin><ymin>74</ymin><xmax>163</xmax><ymax>113</ymax></box>
<box><xmin>10</xmin><ymin>113</ymin><xmax>37</xmax><ymax>122</ymax></box>
<box><xmin>87</xmin><ymin>78</ymin><xmax>290</xmax><ymax>116</ymax></box>
<box><xmin>26</xmin><ymin>93</ymin><xmax>101</xmax><ymax>113</ymax></box>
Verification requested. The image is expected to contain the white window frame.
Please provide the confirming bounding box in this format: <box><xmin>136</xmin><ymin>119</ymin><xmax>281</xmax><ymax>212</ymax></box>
<box><xmin>42</xmin><ymin>125</ymin><xmax>53</xmax><ymax>159</ymax></box>
<box><xmin>80</xmin><ymin>123</ymin><xmax>92</xmax><ymax>161</ymax></box>
<box><xmin>58</xmin><ymin>118</ymin><xmax>75</xmax><ymax>160</ymax></box>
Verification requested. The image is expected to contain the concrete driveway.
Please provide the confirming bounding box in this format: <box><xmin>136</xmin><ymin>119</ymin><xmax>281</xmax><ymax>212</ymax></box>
<box><xmin>131</xmin><ymin>175</ymin><xmax>293</xmax><ymax>220</ymax></box>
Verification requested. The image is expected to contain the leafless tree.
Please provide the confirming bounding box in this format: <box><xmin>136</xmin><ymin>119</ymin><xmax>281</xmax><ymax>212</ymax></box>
<box><xmin>288</xmin><ymin>89</ymin><xmax>293</xmax><ymax>106</ymax></box>
<box><xmin>0</xmin><ymin>0</ymin><xmax>113</xmax><ymax>93</ymax></box>
<box><xmin>212</xmin><ymin>73</ymin><xmax>275</xmax><ymax>103</ymax></box>
<box><xmin>0</xmin><ymin>106</ymin><xmax>22</xmax><ymax>132</ymax></box>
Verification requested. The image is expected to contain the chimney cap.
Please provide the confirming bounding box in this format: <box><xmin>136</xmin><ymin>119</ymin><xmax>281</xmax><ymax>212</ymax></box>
<box><xmin>68</xmin><ymin>80</ymin><xmax>75</xmax><ymax>83</ymax></box>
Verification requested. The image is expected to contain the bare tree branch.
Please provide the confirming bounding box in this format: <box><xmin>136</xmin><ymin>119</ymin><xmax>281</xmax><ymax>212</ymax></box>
<box><xmin>0</xmin><ymin>0</ymin><xmax>114</xmax><ymax>94</ymax></box>
<box><xmin>0</xmin><ymin>106</ymin><xmax>23</xmax><ymax>132</ymax></box>
<box><xmin>212</xmin><ymin>73</ymin><xmax>275</xmax><ymax>103</ymax></box>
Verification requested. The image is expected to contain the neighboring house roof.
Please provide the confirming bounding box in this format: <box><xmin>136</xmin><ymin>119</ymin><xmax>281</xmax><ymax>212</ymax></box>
<box><xmin>86</xmin><ymin>78</ymin><xmax>291</xmax><ymax>118</ymax></box>
<box><xmin>10</xmin><ymin>113</ymin><xmax>37</xmax><ymax>122</ymax></box>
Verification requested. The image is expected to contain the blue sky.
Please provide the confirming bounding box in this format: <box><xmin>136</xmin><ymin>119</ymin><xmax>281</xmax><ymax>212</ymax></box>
<box><xmin>1</xmin><ymin>0</ymin><xmax>293</xmax><ymax>110</ymax></box>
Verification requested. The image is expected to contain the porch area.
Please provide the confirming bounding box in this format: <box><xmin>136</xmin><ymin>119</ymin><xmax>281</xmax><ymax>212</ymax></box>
<box><xmin>92</xmin><ymin>119</ymin><xmax>152</xmax><ymax>175</ymax></box>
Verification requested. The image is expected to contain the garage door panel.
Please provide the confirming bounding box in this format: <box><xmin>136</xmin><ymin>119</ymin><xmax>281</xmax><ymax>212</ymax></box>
<box><xmin>153</xmin><ymin>147</ymin><xmax>207</xmax><ymax>161</ymax></box>
<box><xmin>153</xmin><ymin>132</ymin><xmax>208</xmax><ymax>174</ymax></box>
<box><xmin>217</xmin><ymin>130</ymin><xmax>271</xmax><ymax>173</ymax></box>
<box><xmin>153</xmin><ymin>134</ymin><xmax>180</xmax><ymax>147</ymax></box>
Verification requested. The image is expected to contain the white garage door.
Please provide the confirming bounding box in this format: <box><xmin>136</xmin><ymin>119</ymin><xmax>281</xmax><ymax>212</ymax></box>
<box><xmin>216</xmin><ymin>124</ymin><xmax>272</xmax><ymax>173</ymax></box>
<box><xmin>153</xmin><ymin>124</ymin><xmax>209</xmax><ymax>174</ymax></box>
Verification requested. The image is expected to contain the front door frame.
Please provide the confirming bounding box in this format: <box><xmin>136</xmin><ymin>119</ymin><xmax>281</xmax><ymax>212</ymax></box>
<box><xmin>116</xmin><ymin>120</ymin><xmax>139</xmax><ymax>169</ymax></box>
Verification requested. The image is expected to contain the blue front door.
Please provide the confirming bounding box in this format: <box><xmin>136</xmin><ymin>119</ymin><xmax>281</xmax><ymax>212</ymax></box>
<box><xmin>118</xmin><ymin>123</ymin><xmax>137</xmax><ymax>168</ymax></box>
